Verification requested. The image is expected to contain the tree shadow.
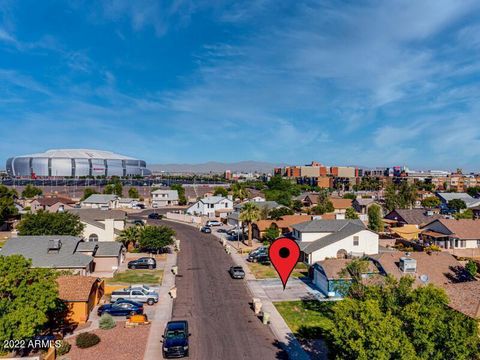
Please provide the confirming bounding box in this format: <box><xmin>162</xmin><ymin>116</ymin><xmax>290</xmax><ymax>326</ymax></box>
<box><xmin>445</xmin><ymin>265</ymin><xmax>472</xmax><ymax>283</ymax></box>
<box><xmin>272</xmin><ymin>331</ymin><xmax>329</xmax><ymax>360</ymax></box>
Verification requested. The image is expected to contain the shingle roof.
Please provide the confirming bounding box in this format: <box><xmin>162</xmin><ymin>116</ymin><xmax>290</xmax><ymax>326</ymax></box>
<box><xmin>201</xmin><ymin>196</ymin><xmax>229</xmax><ymax>204</ymax></box>
<box><xmin>427</xmin><ymin>219</ymin><xmax>480</xmax><ymax>240</ymax></box>
<box><xmin>82</xmin><ymin>194</ymin><xmax>118</xmax><ymax>204</ymax></box>
<box><xmin>57</xmin><ymin>275</ymin><xmax>101</xmax><ymax>302</ymax></box>
<box><xmin>437</xmin><ymin>192</ymin><xmax>480</xmax><ymax>207</ymax></box>
<box><xmin>35</xmin><ymin>196</ymin><xmax>75</xmax><ymax>206</ymax></box>
<box><xmin>301</xmin><ymin>221</ymin><xmax>368</xmax><ymax>254</ymax></box>
<box><xmin>234</xmin><ymin>201</ymin><xmax>280</xmax><ymax>211</ymax></box>
<box><xmin>354</xmin><ymin>198</ymin><xmax>375</xmax><ymax>206</ymax></box>
<box><xmin>315</xmin><ymin>259</ymin><xmax>352</xmax><ymax>279</ymax></box>
<box><xmin>0</xmin><ymin>236</ymin><xmax>93</xmax><ymax>268</ymax></box>
<box><xmin>95</xmin><ymin>242</ymin><xmax>123</xmax><ymax>257</ymax></box>
<box><xmin>370</xmin><ymin>251</ymin><xmax>466</xmax><ymax>287</ymax></box>
<box><xmin>151</xmin><ymin>189</ymin><xmax>179</xmax><ymax>200</ymax></box>
<box><xmin>384</xmin><ymin>209</ymin><xmax>442</xmax><ymax>225</ymax></box>
<box><xmin>292</xmin><ymin>219</ymin><xmax>365</xmax><ymax>232</ymax></box>
<box><xmin>68</xmin><ymin>208</ymin><xmax>126</xmax><ymax>221</ymax></box>
<box><xmin>444</xmin><ymin>281</ymin><xmax>480</xmax><ymax>319</ymax></box>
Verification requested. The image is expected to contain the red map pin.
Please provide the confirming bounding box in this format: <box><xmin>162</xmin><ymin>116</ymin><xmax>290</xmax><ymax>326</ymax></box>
<box><xmin>269</xmin><ymin>237</ymin><xmax>300</xmax><ymax>290</ymax></box>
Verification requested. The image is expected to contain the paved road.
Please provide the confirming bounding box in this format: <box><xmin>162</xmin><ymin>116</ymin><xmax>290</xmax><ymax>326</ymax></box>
<box><xmin>159</xmin><ymin>220</ymin><xmax>286</xmax><ymax>360</ymax></box>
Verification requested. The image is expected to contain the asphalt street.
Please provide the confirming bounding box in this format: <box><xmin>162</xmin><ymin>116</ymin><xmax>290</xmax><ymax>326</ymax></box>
<box><xmin>156</xmin><ymin>220</ymin><xmax>287</xmax><ymax>360</ymax></box>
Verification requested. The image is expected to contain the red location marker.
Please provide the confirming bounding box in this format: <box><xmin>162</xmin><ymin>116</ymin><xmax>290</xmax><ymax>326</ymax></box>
<box><xmin>269</xmin><ymin>237</ymin><xmax>300</xmax><ymax>290</ymax></box>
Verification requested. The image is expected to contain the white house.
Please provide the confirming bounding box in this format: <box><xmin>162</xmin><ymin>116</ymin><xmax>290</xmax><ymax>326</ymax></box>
<box><xmin>151</xmin><ymin>189</ymin><xmax>179</xmax><ymax>208</ymax></box>
<box><xmin>81</xmin><ymin>194</ymin><xmax>119</xmax><ymax>210</ymax></box>
<box><xmin>186</xmin><ymin>196</ymin><xmax>233</xmax><ymax>218</ymax></box>
<box><xmin>292</xmin><ymin>219</ymin><xmax>379</xmax><ymax>265</ymax></box>
<box><xmin>68</xmin><ymin>209</ymin><xmax>126</xmax><ymax>242</ymax></box>
<box><xmin>116</xmin><ymin>198</ymin><xmax>139</xmax><ymax>209</ymax></box>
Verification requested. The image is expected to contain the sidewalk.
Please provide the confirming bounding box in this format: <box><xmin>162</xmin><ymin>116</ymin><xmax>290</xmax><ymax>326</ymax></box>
<box><xmin>214</xmin><ymin>230</ymin><xmax>311</xmax><ymax>360</ymax></box>
<box><xmin>143</xmin><ymin>251</ymin><xmax>177</xmax><ymax>360</ymax></box>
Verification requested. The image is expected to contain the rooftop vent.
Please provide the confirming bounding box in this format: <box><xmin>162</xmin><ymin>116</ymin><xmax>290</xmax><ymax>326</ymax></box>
<box><xmin>399</xmin><ymin>257</ymin><xmax>417</xmax><ymax>273</ymax></box>
<box><xmin>48</xmin><ymin>239</ymin><xmax>62</xmax><ymax>252</ymax></box>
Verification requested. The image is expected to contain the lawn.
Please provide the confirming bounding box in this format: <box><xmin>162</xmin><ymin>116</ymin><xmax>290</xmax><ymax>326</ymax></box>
<box><xmin>248</xmin><ymin>262</ymin><xmax>308</xmax><ymax>279</ymax></box>
<box><xmin>274</xmin><ymin>300</ymin><xmax>334</xmax><ymax>340</ymax></box>
<box><xmin>106</xmin><ymin>269</ymin><xmax>164</xmax><ymax>285</ymax></box>
<box><xmin>0</xmin><ymin>240</ymin><xmax>5</xmax><ymax>248</ymax></box>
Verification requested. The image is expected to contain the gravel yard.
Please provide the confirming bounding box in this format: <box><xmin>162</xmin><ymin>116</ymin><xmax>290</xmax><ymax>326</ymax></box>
<box><xmin>63</xmin><ymin>322</ymin><xmax>150</xmax><ymax>360</ymax></box>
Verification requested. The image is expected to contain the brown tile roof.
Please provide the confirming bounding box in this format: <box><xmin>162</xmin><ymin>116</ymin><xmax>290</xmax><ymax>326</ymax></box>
<box><xmin>329</xmin><ymin>198</ymin><xmax>353</xmax><ymax>209</ymax></box>
<box><xmin>275</xmin><ymin>215</ymin><xmax>312</xmax><ymax>230</ymax></box>
<box><xmin>370</xmin><ymin>251</ymin><xmax>466</xmax><ymax>288</ymax></box>
<box><xmin>444</xmin><ymin>281</ymin><xmax>480</xmax><ymax>319</ymax></box>
<box><xmin>57</xmin><ymin>275</ymin><xmax>101</xmax><ymax>302</ymax></box>
<box><xmin>255</xmin><ymin>220</ymin><xmax>275</xmax><ymax>232</ymax></box>
<box><xmin>36</xmin><ymin>196</ymin><xmax>75</xmax><ymax>206</ymax></box>
<box><xmin>434</xmin><ymin>219</ymin><xmax>480</xmax><ymax>240</ymax></box>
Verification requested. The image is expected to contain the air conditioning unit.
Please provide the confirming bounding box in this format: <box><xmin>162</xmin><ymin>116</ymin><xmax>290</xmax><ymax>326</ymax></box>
<box><xmin>399</xmin><ymin>257</ymin><xmax>417</xmax><ymax>273</ymax></box>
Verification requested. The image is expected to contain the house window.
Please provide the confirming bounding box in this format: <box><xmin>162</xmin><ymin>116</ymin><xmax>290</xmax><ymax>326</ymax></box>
<box><xmin>89</xmin><ymin>234</ymin><xmax>98</xmax><ymax>242</ymax></box>
<box><xmin>353</xmin><ymin>236</ymin><xmax>359</xmax><ymax>246</ymax></box>
<box><xmin>225</xmin><ymin>203</ymin><xmax>228</xmax><ymax>208</ymax></box>
<box><xmin>477</xmin><ymin>240</ymin><xmax>480</xmax><ymax>248</ymax></box>
<box><xmin>461</xmin><ymin>240</ymin><xmax>466</xmax><ymax>248</ymax></box>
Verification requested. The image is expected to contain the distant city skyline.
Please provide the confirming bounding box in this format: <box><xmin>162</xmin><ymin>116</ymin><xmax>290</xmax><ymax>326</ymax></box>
<box><xmin>1</xmin><ymin>1</ymin><xmax>480</xmax><ymax>169</ymax></box>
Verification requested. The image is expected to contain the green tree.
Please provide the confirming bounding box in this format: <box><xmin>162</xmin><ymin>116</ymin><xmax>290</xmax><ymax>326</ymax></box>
<box><xmin>454</xmin><ymin>209</ymin><xmax>474</xmax><ymax>220</ymax></box>
<box><xmin>17</xmin><ymin>211</ymin><xmax>85</xmax><ymax>236</ymax></box>
<box><xmin>117</xmin><ymin>225</ymin><xmax>142</xmax><ymax>249</ymax></box>
<box><xmin>421</xmin><ymin>196</ymin><xmax>441</xmax><ymax>208</ymax></box>
<box><xmin>466</xmin><ymin>186</ymin><xmax>480</xmax><ymax>198</ymax></box>
<box><xmin>0</xmin><ymin>255</ymin><xmax>59</xmax><ymax>351</ymax></box>
<box><xmin>367</xmin><ymin>204</ymin><xmax>384</xmax><ymax>232</ymax></box>
<box><xmin>0</xmin><ymin>185</ymin><xmax>17</xmax><ymax>226</ymax></box>
<box><xmin>231</xmin><ymin>183</ymin><xmax>249</xmax><ymax>201</ymax></box>
<box><xmin>384</xmin><ymin>182</ymin><xmax>417</xmax><ymax>211</ymax></box>
<box><xmin>213</xmin><ymin>187</ymin><xmax>228</xmax><ymax>197</ymax></box>
<box><xmin>343</xmin><ymin>193</ymin><xmax>356</xmax><ymax>200</ymax></box>
<box><xmin>138</xmin><ymin>225</ymin><xmax>175</xmax><ymax>253</ymax></box>
<box><xmin>21</xmin><ymin>184</ymin><xmax>43</xmax><ymax>199</ymax></box>
<box><xmin>263</xmin><ymin>225</ymin><xmax>280</xmax><ymax>243</ymax></box>
<box><xmin>269</xmin><ymin>207</ymin><xmax>294</xmax><ymax>220</ymax></box>
<box><xmin>128</xmin><ymin>187</ymin><xmax>140</xmax><ymax>199</ymax></box>
<box><xmin>291</xmin><ymin>199</ymin><xmax>303</xmax><ymax>212</ymax></box>
<box><xmin>239</xmin><ymin>202</ymin><xmax>261</xmax><ymax>247</ymax></box>
<box><xmin>345</xmin><ymin>207</ymin><xmax>359</xmax><ymax>219</ymax></box>
<box><xmin>81</xmin><ymin>188</ymin><xmax>98</xmax><ymax>201</ymax></box>
<box><xmin>311</xmin><ymin>193</ymin><xmax>334</xmax><ymax>215</ymax></box>
<box><xmin>466</xmin><ymin>260</ymin><xmax>477</xmax><ymax>278</ymax></box>
<box><xmin>448</xmin><ymin>199</ymin><xmax>467</xmax><ymax>213</ymax></box>
<box><xmin>103</xmin><ymin>182</ymin><xmax>123</xmax><ymax>197</ymax></box>
<box><xmin>170</xmin><ymin>184</ymin><xmax>187</xmax><ymax>205</ymax></box>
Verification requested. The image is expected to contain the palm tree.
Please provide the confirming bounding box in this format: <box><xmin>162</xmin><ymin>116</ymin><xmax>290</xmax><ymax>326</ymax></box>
<box><xmin>239</xmin><ymin>202</ymin><xmax>261</xmax><ymax>247</ymax></box>
<box><xmin>232</xmin><ymin>183</ymin><xmax>249</xmax><ymax>201</ymax></box>
<box><xmin>117</xmin><ymin>225</ymin><xmax>142</xmax><ymax>250</ymax></box>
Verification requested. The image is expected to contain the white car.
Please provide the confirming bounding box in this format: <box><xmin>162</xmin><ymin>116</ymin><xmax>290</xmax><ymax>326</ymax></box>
<box><xmin>206</xmin><ymin>220</ymin><xmax>222</xmax><ymax>227</ymax></box>
<box><xmin>125</xmin><ymin>284</ymin><xmax>159</xmax><ymax>294</ymax></box>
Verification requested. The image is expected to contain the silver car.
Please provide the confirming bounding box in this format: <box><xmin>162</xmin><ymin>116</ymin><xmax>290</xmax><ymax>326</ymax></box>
<box><xmin>111</xmin><ymin>288</ymin><xmax>159</xmax><ymax>305</ymax></box>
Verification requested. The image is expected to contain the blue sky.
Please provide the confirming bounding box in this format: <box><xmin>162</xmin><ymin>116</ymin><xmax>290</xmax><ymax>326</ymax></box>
<box><xmin>1</xmin><ymin>1</ymin><xmax>480</xmax><ymax>170</ymax></box>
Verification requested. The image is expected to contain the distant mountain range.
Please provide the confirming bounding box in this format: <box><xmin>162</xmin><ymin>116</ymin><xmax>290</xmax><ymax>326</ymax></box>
<box><xmin>149</xmin><ymin>161</ymin><xmax>287</xmax><ymax>174</ymax></box>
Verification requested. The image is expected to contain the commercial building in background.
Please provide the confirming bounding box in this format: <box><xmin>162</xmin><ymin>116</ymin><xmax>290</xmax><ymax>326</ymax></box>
<box><xmin>6</xmin><ymin>149</ymin><xmax>151</xmax><ymax>178</ymax></box>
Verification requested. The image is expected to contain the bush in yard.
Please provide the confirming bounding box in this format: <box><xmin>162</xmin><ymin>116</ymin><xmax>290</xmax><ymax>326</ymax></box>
<box><xmin>76</xmin><ymin>332</ymin><xmax>100</xmax><ymax>349</ymax></box>
<box><xmin>99</xmin><ymin>314</ymin><xmax>116</xmax><ymax>330</ymax></box>
<box><xmin>56</xmin><ymin>340</ymin><xmax>71</xmax><ymax>356</ymax></box>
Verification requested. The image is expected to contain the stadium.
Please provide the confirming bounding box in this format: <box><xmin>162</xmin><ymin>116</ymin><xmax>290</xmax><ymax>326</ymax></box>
<box><xmin>6</xmin><ymin>149</ymin><xmax>151</xmax><ymax>178</ymax></box>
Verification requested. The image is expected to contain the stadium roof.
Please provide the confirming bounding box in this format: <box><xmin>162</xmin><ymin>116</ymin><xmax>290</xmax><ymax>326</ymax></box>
<box><xmin>13</xmin><ymin>149</ymin><xmax>137</xmax><ymax>160</ymax></box>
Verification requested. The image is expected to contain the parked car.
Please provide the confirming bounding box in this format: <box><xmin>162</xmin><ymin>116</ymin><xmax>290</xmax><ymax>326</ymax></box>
<box><xmin>124</xmin><ymin>284</ymin><xmax>159</xmax><ymax>294</ymax></box>
<box><xmin>247</xmin><ymin>254</ymin><xmax>270</xmax><ymax>264</ymax></box>
<box><xmin>98</xmin><ymin>300</ymin><xmax>144</xmax><ymax>316</ymax></box>
<box><xmin>200</xmin><ymin>226</ymin><xmax>212</xmax><ymax>233</ymax></box>
<box><xmin>127</xmin><ymin>257</ymin><xmax>157</xmax><ymax>269</ymax></box>
<box><xmin>206</xmin><ymin>220</ymin><xmax>222</xmax><ymax>227</ymax></box>
<box><xmin>132</xmin><ymin>219</ymin><xmax>146</xmax><ymax>226</ymax></box>
<box><xmin>148</xmin><ymin>212</ymin><xmax>162</xmax><ymax>219</ymax></box>
<box><xmin>162</xmin><ymin>320</ymin><xmax>190</xmax><ymax>358</ymax></box>
<box><xmin>249</xmin><ymin>246</ymin><xmax>268</xmax><ymax>257</ymax></box>
<box><xmin>111</xmin><ymin>288</ymin><xmax>159</xmax><ymax>305</ymax></box>
<box><xmin>229</xmin><ymin>266</ymin><xmax>245</xmax><ymax>279</ymax></box>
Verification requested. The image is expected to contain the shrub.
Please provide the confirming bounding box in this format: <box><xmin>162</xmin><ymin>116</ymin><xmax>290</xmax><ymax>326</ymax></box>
<box><xmin>76</xmin><ymin>332</ymin><xmax>100</xmax><ymax>349</ymax></box>
<box><xmin>99</xmin><ymin>314</ymin><xmax>116</xmax><ymax>330</ymax></box>
<box><xmin>56</xmin><ymin>340</ymin><xmax>71</xmax><ymax>356</ymax></box>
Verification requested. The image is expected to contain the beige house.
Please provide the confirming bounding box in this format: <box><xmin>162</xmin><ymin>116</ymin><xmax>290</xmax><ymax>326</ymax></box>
<box><xmin>29</xmin><ymin>196</ymin><xmax>76</xmax><ymax>213</ymax></box>
<box><xmin>68</xmin><ymin>209</ymin><xmax>126</xmax><ymax>242</ymax></box>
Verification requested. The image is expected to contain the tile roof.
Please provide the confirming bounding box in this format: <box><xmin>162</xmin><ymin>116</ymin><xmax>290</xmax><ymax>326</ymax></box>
<box><xmin>57</xmin><ymin>275</ymin><xmax>101</xmax><ymax>302</ymax></box>
<box><xmin>0</xmin><ymin>236</ymin><xmax>93</xmax><ymax>269</ymax></box>
<box><xmin>384</xmin><ymin>209</ymin><xmax>442</xmax><ymax>225</ymax></box>
<box><xmin>35</xmin><ymin>196</ymin><xmax>75</xmax><ymax>206</ymax></box>
<box><xmin>428</xmin><ymin>219</ymin><xmax>480</xmax><ymax>239</ymax></box>
<box><xmin>329</xmin><ymin>198</ymin><xmax>353</xmax><ymax>209</ymax></box>
<box><xmin>444</xmin><ymin>281</ymin><xmax>480</xmax><ymax>319</ymax></box>
<box><xmin>370</xmin><ymin>251</ymin><xmax>466</xmax><ymax>288</ymax></box>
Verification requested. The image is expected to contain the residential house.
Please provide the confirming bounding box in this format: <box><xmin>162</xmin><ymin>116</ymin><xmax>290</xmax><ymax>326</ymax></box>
<box><xmin>151</xmin><ymin>189</ymin><xmax>179</xmax><ymax>208</ymax></box>
<box><xmin>292</xmin><ymin>219</ymin><xmax>379</xmax><ymax>265</ymax></box>
<box><xmin>250</xmin><ymin>196</ymin><xmax>266</xmax><ymax>202</ymax></box>
<box><xmin>29</xmin><ymin>196</ymin><xmax>76</xmax><ymax>213</ymax></box>
<box><xmin>68</xmin><ymin>208</ymin><xmax>126</xmax><ymax>242</ymax></box>
<box><xmin>312</xmin><ymin>258</ymin><xmax>380</xmax><ymax>297</ymax></box>
<box><xmin>186</xmin><ymin>196</ymin><xmax>233</xmax><ymax>218</ymax></box>
<box><xmin>251</xmin><ymin>215</ymin><xmax>312</xmax><ymax>240</ymax></box>
<box><xmin>57</xmin><ymin>275</ymin><xmax>104</xmax><ymax>324</ymax></box>
<box><xmin>436</xmin><ymin>192</ymin><xmax>480</xmax><ymax>212</ymax></box>
<box><xmin>420</xmin><ymin>219</ymin><xmax>480</xmax><ymax>250</ymax></box>
<box><xmin>352</xmin><ymin>198</ymin><xmax>379</xmax><ymax>214</ymax></box>
<box><xmin>444</xmin><ymin>281</ymin><xmax>480</xmax><ymax>319</ymax></box>
<box><xmin>81</xmin><ymin>194</ymin><xmax>119</xmax><ymax>210</ymax></box>
<box><xmin>0</xmin><ymin>235</ymin><xmax>124</xmax><ymax>276</ymax></box>
<box><xmin>370</xmin><ymin>251</ymin><xmax>468</xmax><ymax>287</ymax></box>
<box><xmin>330</xmin><ymin>198</ymin><xmax>353</xmax><ymax>214</ymax></box>
<box><xmin>384</xmin><ymin>209</ymin><xmax>442</xmax><ymax>228</ymax></box>
<box><xmin>228</xmin><ymin>201</ymin><xmax>282</xmax><ymax>228</ymax></box>
<box><xmin>295</xmin><ymin>192</ymin><xmax>320</xmax><ymax>207</ymax></box>
<box><xmin>116</xmin><ymin>198</ymin><xmax>139</xmax><ymax>209</ymax></box>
